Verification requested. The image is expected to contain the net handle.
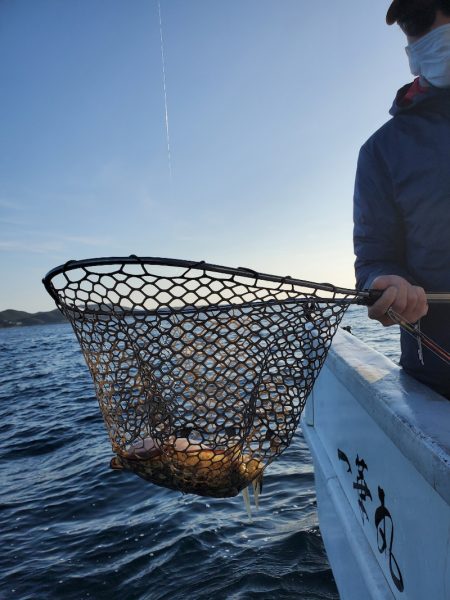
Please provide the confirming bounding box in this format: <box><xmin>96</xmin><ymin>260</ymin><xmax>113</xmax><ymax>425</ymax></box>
<box><xmin>359</xmin><ymin>290</ymin><xmax>450</xmax><ymax>306</ymax></box>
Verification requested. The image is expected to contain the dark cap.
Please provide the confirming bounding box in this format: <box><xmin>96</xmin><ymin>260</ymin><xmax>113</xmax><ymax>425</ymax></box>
<box><xmin>386</xmin><ymin>0</ymin><xmax>435</xmax><ymax>25</ymax></box>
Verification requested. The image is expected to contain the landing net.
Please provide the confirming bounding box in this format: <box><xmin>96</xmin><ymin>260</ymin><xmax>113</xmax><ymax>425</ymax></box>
<box><xmin>43</xmin><ymin>257</ymin><xmax>369</xmax><ymax>498</ymax></box>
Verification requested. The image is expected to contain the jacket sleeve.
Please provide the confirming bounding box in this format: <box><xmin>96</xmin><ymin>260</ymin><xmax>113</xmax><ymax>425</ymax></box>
<box><xmin>353</xmin><ymin>142</ymin><xmax>413</xmax><ymax>290</ymax></box>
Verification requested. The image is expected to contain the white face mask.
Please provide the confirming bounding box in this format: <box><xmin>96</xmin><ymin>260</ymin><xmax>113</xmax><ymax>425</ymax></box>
<box><xmin>405</xmin><ymin>23</ymin><xmax>450</xmax><ymax>88</ymax></box>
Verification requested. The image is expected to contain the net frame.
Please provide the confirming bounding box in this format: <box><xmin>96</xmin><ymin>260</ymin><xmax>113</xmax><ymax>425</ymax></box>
<box><xmin>43</xmin><ymin>256</ymin><xmax>370</xmax><ymax>498</ymax></box>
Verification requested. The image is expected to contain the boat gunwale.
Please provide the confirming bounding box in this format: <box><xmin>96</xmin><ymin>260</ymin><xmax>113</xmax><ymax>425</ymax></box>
<box><xmin>323</xmin><ymin>329</ymin><xmax>450</xmax><ymax>506</ymax></box>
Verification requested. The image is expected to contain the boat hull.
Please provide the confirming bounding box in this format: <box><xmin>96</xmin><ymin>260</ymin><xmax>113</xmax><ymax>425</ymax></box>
<box><xmin>302</xmin><ymin>329</ymin><xmax>450</xmax><ymax>600</ymax></box>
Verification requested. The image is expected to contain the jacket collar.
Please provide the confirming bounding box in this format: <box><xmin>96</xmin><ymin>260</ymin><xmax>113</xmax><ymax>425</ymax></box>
<box><xmin>390</xmin><ymin>78</ymin><xmax>450</xmax><ymax>117</ymax></box>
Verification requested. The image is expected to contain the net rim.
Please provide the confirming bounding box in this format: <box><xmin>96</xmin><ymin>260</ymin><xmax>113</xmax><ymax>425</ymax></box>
<box><xmin>42</xmin><ymin>255</ymin><xmax>371</xmax><ymax>306</ymax></box>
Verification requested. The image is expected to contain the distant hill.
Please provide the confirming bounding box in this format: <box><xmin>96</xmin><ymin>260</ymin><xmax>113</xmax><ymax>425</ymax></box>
<box><xmin>0</xmin><ymin>309</ymin><xmax>67</xmax><ymax>329</ymax></box>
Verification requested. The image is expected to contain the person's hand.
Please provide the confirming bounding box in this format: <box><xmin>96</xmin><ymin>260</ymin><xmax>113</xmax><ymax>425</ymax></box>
<box><xmin>368</xmin><ymin>275</ymin><xmax>428</xmax><ymax>326</ymax></box>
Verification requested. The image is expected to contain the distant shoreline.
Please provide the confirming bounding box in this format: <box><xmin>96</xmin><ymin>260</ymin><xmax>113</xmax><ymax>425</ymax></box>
<box><xmin>0</xmin><ymin>309</ymin><xmax>67</xmax><ymax>329</ymax></box>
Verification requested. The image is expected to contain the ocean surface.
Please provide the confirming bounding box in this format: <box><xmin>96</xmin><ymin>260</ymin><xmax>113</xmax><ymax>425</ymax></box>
<box><xmin>0</xmin><ymin>306</ymin><xmax>400</xmax><ymax>600</ymax></box>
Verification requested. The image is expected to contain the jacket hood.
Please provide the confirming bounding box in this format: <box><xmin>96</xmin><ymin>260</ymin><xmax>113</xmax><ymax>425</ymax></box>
<box><xmin>389</xmin><ymin>78</ymin><xmax>450</xmax><ymax>117</ymax></box>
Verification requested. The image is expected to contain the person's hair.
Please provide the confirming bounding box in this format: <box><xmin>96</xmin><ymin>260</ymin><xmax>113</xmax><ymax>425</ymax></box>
<box><xmin>399</xmin><ymin>0</ymin><xmax>450</xmax><ymax>37</ymax></box>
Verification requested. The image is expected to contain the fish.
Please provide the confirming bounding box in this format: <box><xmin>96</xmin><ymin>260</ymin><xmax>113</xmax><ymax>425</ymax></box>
<box><xmin>110</xmin><ymin>435</ymin><xmax>264</xmax><ymax>499</ymax></box>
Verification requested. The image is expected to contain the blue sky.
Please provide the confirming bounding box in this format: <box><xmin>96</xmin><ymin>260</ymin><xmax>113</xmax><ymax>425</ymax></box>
<box><xmin>0</xmin><ymin>0</ymin><xmax>411</xmax><ymax>312</ymax></box>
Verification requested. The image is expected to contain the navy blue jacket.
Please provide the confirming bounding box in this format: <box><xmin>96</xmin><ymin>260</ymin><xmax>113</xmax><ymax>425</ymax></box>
<box><xmin>353</xmin><ymin>80</ymin><xmax>450</xmax><ymax>399</ymax></box>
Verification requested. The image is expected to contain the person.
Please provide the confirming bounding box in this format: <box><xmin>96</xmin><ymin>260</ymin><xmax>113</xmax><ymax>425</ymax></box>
<box><xmin>353</xmin><ymin>0</ymin><xmax>450</xmax><ymax>399</ymax></box>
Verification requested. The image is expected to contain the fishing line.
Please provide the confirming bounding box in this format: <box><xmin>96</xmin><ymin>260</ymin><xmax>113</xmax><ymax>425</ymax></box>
<box><xmin>157</xmin><ymin>0</ymin><xmax>173</xmax><ymax>180</ymax></box>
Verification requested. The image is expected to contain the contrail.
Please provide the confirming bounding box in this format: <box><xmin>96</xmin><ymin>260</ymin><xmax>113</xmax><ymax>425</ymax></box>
<box><xmin>157</xmin><ymin>0</ymin><xmax>172</xmax><ymax>180</ymax></box>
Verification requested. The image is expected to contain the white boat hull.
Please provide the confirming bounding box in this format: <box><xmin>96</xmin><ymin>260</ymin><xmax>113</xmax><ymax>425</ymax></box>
<box><xmin>302</xmin><ymin>329</ymin><xmax>450</xmax><ymax>600</ymax></box>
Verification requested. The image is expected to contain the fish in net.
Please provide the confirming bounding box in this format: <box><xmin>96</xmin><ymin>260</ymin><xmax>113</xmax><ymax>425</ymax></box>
<box><xmin>43</xmin><ymin>256</ymin><xmax>375</xmax><ymax>503</ymax></box>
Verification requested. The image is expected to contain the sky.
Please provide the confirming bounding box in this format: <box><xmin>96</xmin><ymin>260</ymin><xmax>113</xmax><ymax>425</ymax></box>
<box><xmin>0</xmin><ymin>0</ymin><xmax>411</xmax><ymax>312</ymax></box>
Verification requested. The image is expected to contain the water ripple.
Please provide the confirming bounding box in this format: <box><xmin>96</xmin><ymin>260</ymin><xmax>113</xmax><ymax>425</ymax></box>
<box><xmin>0</xmin><ymin>317</ymin><xmax>397</xmax><ymax>599</ymax></box>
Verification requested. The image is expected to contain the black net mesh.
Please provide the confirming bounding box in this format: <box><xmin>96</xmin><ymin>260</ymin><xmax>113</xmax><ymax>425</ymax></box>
<box><xmin>43</xmin><ymin>257</ymin><xmax>362</xmax><ymax>498</ymax></box>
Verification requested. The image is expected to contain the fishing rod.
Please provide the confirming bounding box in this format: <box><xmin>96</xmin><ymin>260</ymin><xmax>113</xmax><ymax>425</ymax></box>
<box><xmin>358</xmin><ymin>289</ymin><xmax>450</xmax><ymax>366</ymax></box>
<box><xmin>387</xmin><ymin>308</ymin><xmax>450</xmax><ymax>366</ymax></box>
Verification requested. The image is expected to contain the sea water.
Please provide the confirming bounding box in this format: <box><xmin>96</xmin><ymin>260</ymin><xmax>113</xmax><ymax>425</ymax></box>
<box><xmin>0</xmin><ymin>306</ymin><xmax>399</xmax><ymax>600</ymax></box>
